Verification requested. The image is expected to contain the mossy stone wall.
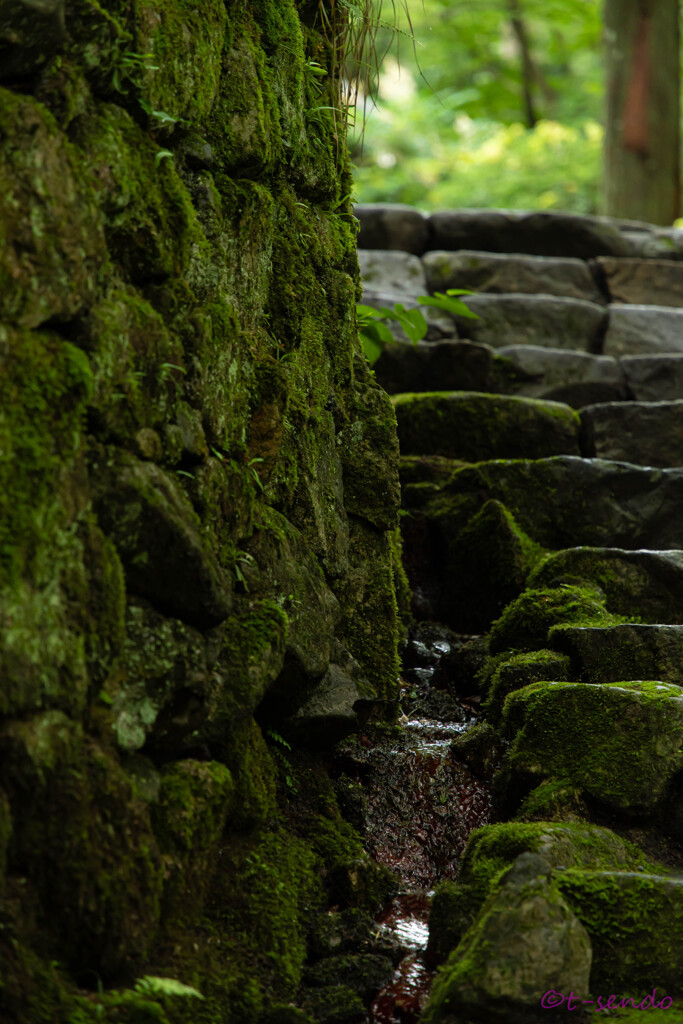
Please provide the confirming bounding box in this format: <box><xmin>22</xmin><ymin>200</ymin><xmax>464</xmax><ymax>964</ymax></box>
<box><xmin>0</xmin><ymin>2</ymin><xmax>400</xmax><ymax>1021</ymax></box>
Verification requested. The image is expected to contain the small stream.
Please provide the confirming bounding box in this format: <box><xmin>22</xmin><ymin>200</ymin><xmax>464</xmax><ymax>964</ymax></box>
<box><xmin>336</xmin><ymin>625</ymin><xmax>493</xmax><ymax>1022</ymax></box>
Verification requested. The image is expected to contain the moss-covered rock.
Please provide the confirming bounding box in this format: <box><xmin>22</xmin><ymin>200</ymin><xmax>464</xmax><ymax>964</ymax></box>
<box><xmin>392</xmin><ymin>391</ymin><xmax>581</xmax><ymax>462</ymax></box>
<box><xmin>550</xmin><ymin>623</ymin><xmax>683</xmax><ymax>686</ymax></box>
<box><xmin>424</xmin><ymin>854</ymin><xmax>592</xmax><ymax>1023</ymax></box>
<box><xmin>488</xmin><ymin>583</ymin><xmax>618</xmax><ymax>655</ymax></box>
<box><xmin>558</xmin><ymin>869</ymin><xmax>683</xmax><ymax>997</ymax></box>
<box><xmin>436</xmin><ymin>456</ymin><xmax>683</xmax><ymax>552</ymax></box>
<box><xmin>529</xmin><ymin>547</ymin><xmax>683</xmax><ymax>624</ymax></box>
<box><xmin>1</xmin><ymin>713</ymin><xmax>164</xmax><ymax>976</ymax></box>
<box><xmin>483</xmin><ymin>649</ymin><xmax>571</xmax><ymax>724</ymax></box>
<box><xmin>0</xmin><ymin>87</ymin><xmax>106</xmax><ymax>327</ymax></box>
<box><xmin>91</xmin><ymin>448</ymin><xmax>232</xmax><ymax>627</ymax></box>
<box><xmin>497</xmin><ymin>680</ymin><xmax>683</xmax><ymax>818</ymax></box>
<box><xmin>426</xmin><ymin>819</ymin><xmax>647</xmax><ymax>966</ymax></box>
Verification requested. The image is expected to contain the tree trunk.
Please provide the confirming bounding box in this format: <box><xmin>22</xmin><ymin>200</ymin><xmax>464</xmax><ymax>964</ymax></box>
<box><xmin>508</xmin><ymin>0</ymin><xmax>538</xmax><ymax>128</ymax></box>
<box><xmin>603</xmin><ymin>0</ymin><xmax>680</xmax><ymax>225</ymax></box>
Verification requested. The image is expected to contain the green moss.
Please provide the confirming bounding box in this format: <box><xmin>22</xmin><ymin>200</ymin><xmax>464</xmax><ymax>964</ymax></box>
<box><xmin>0</xmin><ymin>87</ymin><xmax>107</xmax><ymax>328</ymax></box>
<box><xmin>499</xmin><ymin>680</ymin><xmax>683</xmax><ymax>816</ymax></box>
<box><xmin>514</xmin><ymin>778</ymin><xmax>591</xmax><ymax>823</ymax></box>
<box><xmin>483</xmin><ymin>649</ymin><xmax>571</xmax><ymax>724</ymax></box>
<box><xmin>427</xmin><ymin>820</ymin><xmax>653</xmax><ymax>965</ymax></box>
<box><xmin>221</xmin><ymin>718</ymin><xmax>279</xmax><ymax>831</ymax></box>
<box><xmin>336</xmin><ymin>519</ymin><xmax>400</xmax><ymax>705</ymax></box>
<box><xmin>391</xmin><ymin>391</ymin><xmax>580</xmax><ymax>462</ymax></box>
<box><xmin>85</xmin><ymin>288</ymin><xmax>184</xmax><ymax>450</ymax></box>
<box><xmin>2</xmin><ymin>721</ymin><xmax>163</xmax><ymax>977</ymax></box>
<box><xmin>389</xmin><ymin>527</ymin><xmax>412</xmax><ymax>632</ymax></box>
<box><xmin>558</xmin><ymin>868</ymin><xmax>683</xmax><ymax>996</ymax></box>
<box><xmin>76</xmin><ymin>100</ymin><xmax>207</xmax><ymax>283</ymax></box>
<box><xmin>135</xmin><ymin>0</ymin><xmax>227</xmax><ymax>125</ymax></box>
<box><xmin>488</xmin><ymin>583</ymin><xmax>621</xmax><ymax>655</ymax></box>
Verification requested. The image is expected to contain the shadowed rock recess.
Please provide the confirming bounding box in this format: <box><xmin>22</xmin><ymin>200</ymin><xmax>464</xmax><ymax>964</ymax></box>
<box><xmin>0</xmin><ymin>6</ymin><xmax>404</xmax><ymax>1023</ymax></box>
<box><xmin>359</xmin><ymin>203</ymin><xmax>683</xmax><ymax>1023</ymax></box>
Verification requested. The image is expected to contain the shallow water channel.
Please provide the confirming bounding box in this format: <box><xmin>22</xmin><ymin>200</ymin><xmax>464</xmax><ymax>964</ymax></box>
<box><xmin>337</xmin><ymin>626</ymin><xmax>493</xmax><ymax>1022</ymax></box>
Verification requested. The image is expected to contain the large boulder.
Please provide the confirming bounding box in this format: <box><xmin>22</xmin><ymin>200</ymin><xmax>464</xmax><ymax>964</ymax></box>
<box><xmin>558</xmin><ymin>870</ymin><xmax>683</xmax><ymax>997</ymax></box>
<box><xmin>426</xmin><ymin>820</ymin><xmax>645</xmax><ymax>964</ymax></box>
<box><xmin>427</xmin><ymin>456</ymin><xmax>683</xmax><ymax>552</ymax></box>
<box><xmin>423</xmin><ymin>853</ymin><xmax>592</xmax><ymax>1023</ymax></box>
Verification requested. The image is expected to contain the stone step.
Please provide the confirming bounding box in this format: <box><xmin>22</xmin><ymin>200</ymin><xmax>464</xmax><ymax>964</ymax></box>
<box><xmin>375</xmin><ymin>340</ymin><xmax>683</xmax><ymax>409</ymax></box>
<box><xmin>399</xmin><ymin>455</ymin><xmax>683</xmax><ymax>630</ymax></box>
<box><xmin>375</xmin><ymin>340</ymin><xmax>627</xmax><ymax>407</ymax></box>
<box><xmin>550</xmin><ymin>624</ymin><xmax>683</xmax><ymax>687</ymax></box>
<box><xmin>355</xmin><ymin>202</ymin><xmax>683</xmax><ymax>260</ymax></box>
<box><xmin>596</xmin><ymin>257</ymin><xmax>683</xmax><ymax>307</ymax></box>
<box><xmin>529</xmin><ymin>547</ymin><xmax>683</xmax><ymax>625</ymax></box>
<box><xmin>401</xmin><ymin>455</ymin><xmax>683</xmax><ymax>555</ymax></box>
<box><xmin>423</xmin><ymin>249</ymin><xmax>605</xmax><ymax>304</ymax></box>
<box><xmin>603</xmin><ymin>305</ymin><xmax>683</xmax><ymax>357</ymax></box>
<box><xmin>449</xmin><ymin>293</ymin><xmax>607</xmax><ymax>351</ymax></box>
<box><xmin>391</xmin><ymin>391</ymin><xmax>580</xmax><ymax>462</ymax></box>
<box><xmin>497</xmin><ymin>678</ymin><xmax>683</xmax><ymax>817</ymax></box>
<box><xmin>580</xmin><ymin>399</ymin><xmax>683</xmax><ymax>468</ymax></box>
<box><xmin>622</xmin><ymin>354</ymin><xmax>683</xmax><ymax>401</ymax></box>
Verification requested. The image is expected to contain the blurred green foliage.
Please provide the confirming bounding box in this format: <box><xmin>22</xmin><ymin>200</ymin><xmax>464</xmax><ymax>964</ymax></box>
<box><xmin>350</xmin><ymin>0</ymin><xmax>605</xmax><ymax>213</ymax></box>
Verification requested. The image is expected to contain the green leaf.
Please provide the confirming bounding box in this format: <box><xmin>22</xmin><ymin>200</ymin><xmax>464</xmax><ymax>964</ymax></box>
<box><xmin>154</xmin><ymin>149</ymin><xmax>173</xmax><ymax>168</ymax></box>
<box><xmin>359</xmin><ymin>331</ymin><xmax>384</xmax><ymax>366</ymax></box>
<box><xmin>418</xmin><ymin>293</ymin><xmax>479</xmax><ymax>319</ymax></box>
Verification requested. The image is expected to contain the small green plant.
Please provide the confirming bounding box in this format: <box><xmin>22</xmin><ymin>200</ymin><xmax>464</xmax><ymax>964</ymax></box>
<box><xmin>265</xmin><ymin>728</ymin><xmax>292</xmax><ymax>751</ymax></box>
<box><xmin>232</xmin><ymin>550</ymin><xmax>256</xmax><ymax>590</ymax></box>
<box><xmin>134</xmin><ymin>976</ymin><xmax>204</xmax><ymax>1000</ymax></box>
<box><xmin>357</xmin><ymin>289</ymin><xmax>478</xmax><ymax>365</ymax></box>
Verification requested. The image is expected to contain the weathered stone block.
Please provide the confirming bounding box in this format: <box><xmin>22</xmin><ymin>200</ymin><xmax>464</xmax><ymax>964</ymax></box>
<box><xmin>580</xmin><ymin>399</ymin><xmax>683</xmax><ymax>468</ymax></box>
<box><xmin>354</xmin><ymin>203</ymin><xmax>431</xmax><ymax>254</ymax></box>
<box><xmin>604</xmin><ymin>305</ymin><xmax>683</xmax><ymax>356</ymax></box>
<box><xmin>424</xmin><ymin>249</ymin><xmax>605</xmax><ymax>303</ymax></box>
<box><xmin>495</xmin><ymin>345</ymin><xmax>626</xmax><ymax>408</ymax></box>
<box><xmin>622</xmin><ymin>353</ymin><xmax>683</xmax><ymax>401</ymax></box>
<box><xmin>597</xmin><ymin>257</ymin><xmax>683</xmax><ymax>306</ymax></box>
<box><xmin>374</xmin><ymin>339</ymin><xmax>495</xmax><ymax>395</ymax></box>
<box><xmin>498</xmin><ymin>679</ymin><xmax>683</xmax><ymax>816</ymax></box>
<box><xmin>359</xmin><ymin>249</ymin><xmax>428</xmax><ymax>298</ymax></box>
<box><xmin>550</xmin><ymin>624</ymin><xmax>683</xmax><ymax>685</ymax></box>
<box><xmin>428</xmin><ymin>208</ymin><xmax>633</xmax><ymax>259</ymax></box>
<box><xmin>392</xmin><ymin>391</ymin><xmax>580</xmax><ymax>462</ymax></box>
<box><xmin>450</xmin><ymin>293</ymin><xmax>607</xmax><ymax>352</ymax></box>
<box><xmin>530</xmin><ymin>547</ymin><xmax>683</xmax><ymax>624</ymax></box>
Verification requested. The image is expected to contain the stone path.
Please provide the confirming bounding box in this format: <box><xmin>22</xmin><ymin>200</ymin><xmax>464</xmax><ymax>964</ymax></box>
<box><xmin>358</xmin><ymin>204</ymin><xmax>683</xmax><ymax>1022</ymax></box>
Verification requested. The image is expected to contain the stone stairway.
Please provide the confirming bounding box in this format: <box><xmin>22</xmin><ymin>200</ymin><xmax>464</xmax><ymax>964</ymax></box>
<box><xmin>357</xmin><ymin>204</ymin><xmax>683</xmax><ymax>1022</ymax></box>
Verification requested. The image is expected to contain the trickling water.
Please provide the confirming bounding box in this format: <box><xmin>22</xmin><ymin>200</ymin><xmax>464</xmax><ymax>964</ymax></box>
<box><xmin>338</xmin><ymin>624</ymin><xmax>494</xmax><ymax>1022</ymax></box>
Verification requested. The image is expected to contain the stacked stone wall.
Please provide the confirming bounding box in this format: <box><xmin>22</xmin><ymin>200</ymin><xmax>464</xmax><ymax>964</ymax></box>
<box><xmin>0</xmin><ymin>7</ymin><xmax>401</xmax><ymax>1023</ymax></box>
